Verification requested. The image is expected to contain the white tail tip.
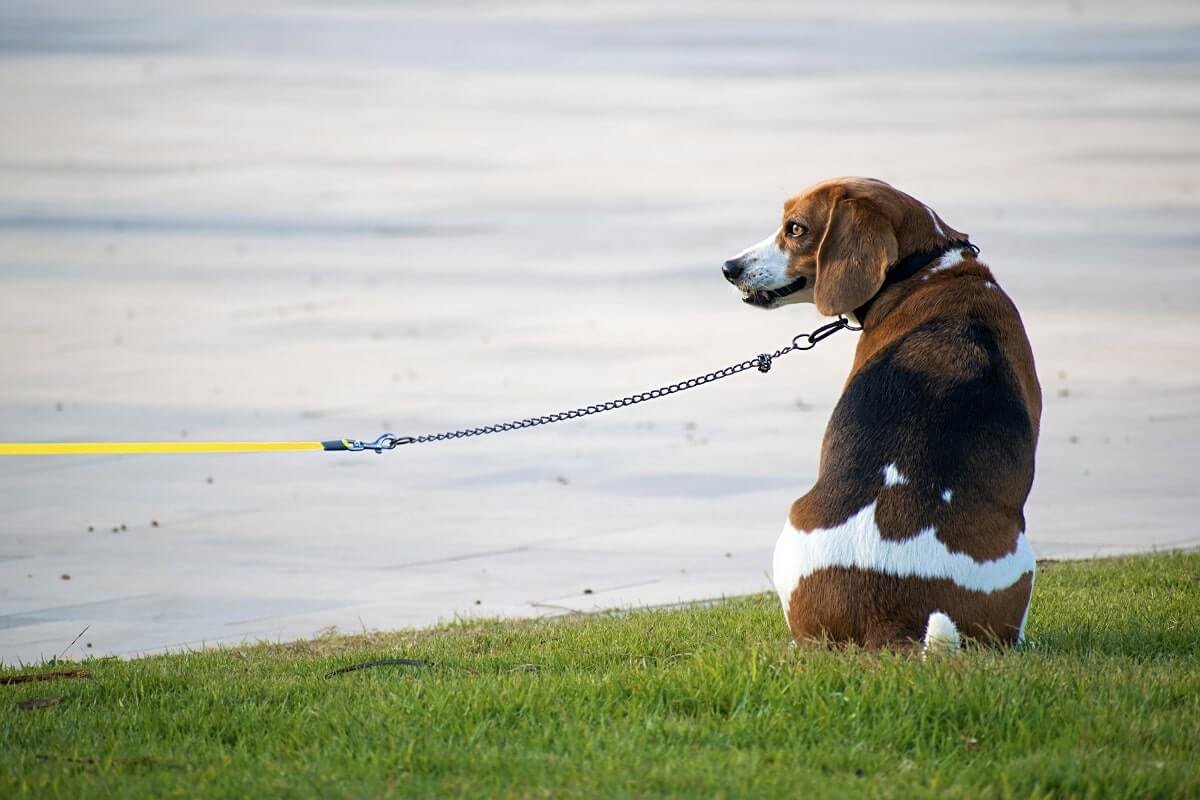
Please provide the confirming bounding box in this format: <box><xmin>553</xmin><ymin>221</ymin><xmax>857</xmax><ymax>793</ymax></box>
<box><xmin>923</xmin><ymin>611</ymin><xmax>961</xmax><ymax>655</ymax></box>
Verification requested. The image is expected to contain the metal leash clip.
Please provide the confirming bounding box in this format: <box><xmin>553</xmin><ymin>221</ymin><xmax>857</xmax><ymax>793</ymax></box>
<box><xmin>791</xmin><ymin>315</ymin><xmax>860</xmax><ymax>351</ymax></box>
<box><xmin>344</xmin><ymin>433</ymin><xmax>415</xmax><ymax>453</ymax></box>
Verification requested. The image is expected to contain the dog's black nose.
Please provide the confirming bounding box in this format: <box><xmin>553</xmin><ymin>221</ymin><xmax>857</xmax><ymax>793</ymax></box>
<box><xmin>722</xmin><ymin>258</ymin><xmax>745</xmax><ymax>282</ymax></box>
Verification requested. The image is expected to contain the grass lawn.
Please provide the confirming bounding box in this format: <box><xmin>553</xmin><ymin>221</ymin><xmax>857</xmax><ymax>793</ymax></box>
<box><xmin>3</xmin><ymin>550</ymin><xmax>1199</xmax><ymax>798</ymax></box>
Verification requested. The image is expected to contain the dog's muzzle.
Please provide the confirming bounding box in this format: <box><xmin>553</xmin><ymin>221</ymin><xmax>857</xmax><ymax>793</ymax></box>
<box><xmin>725</xmin><ymin>255</ymin><xmax>809</xmax><ymax>307</ymax></box>
<box><xmin>741</xmin><ymin>275</ymin><xmax>808</xmax><ymax>307</ymax></box>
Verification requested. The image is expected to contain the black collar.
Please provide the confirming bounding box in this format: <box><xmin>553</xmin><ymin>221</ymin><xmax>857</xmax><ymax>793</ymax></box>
<box><xmin>853</xmin><ymin>239</ymin><xmax>978</xmax><ymax>322</ymax></box>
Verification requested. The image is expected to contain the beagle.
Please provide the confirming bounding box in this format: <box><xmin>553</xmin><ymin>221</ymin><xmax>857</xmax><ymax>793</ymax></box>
<box><xmin>723</xmin><ymin>177</ymin><xmax>1041</xmax><ymax>650</ymax></box>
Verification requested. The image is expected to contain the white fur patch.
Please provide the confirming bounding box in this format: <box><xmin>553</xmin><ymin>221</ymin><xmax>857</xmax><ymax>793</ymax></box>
<box><xmin>883</xmin><ymin>462</ymin><xmax>908</xmax><ymax>486</ymax></box>
<box><xmin>772</xmin><ymin>501</ymin><xmax>1035</xmax><ymax>620</ymax></box>
<box><xmin>726</xmin><ymin>228</ymin><xmax>814</xmax><ymax>305</ymax></box>
<box><xmin>924</xmin><ymin>206</ymin><xmax>947</xmax><ymax>238</ymax></box>
<box><xmin>923</xmin><ymin>611</ymin><xmax>961</xmax><ymax>655</ymax></box>
<box><xmin>729</xmin><ymin>228</ymin><xmax>787</xmax><ymax>288</ymax></box>
<box><xmin>941</xmin><ymin>489</ymin><xmax>953</xmax><ymax>503</ymax></box>
<box><xmin>928</xmin><ymin>248</ymin><xmax>965</xmax><ymax>274</ymax></box>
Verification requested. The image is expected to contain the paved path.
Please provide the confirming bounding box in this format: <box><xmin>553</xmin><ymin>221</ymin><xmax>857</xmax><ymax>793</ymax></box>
<box><xmin>2</xmin><ymin>1</ymin><xmax>1199</xmax><ymax>663</ymax></box>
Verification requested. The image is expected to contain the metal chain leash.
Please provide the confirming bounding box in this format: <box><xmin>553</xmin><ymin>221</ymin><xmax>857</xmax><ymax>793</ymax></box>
<box><xmin>346</xmin><ymin>315</ymin><xmax>861</xmax><ymax>452</ymax></box>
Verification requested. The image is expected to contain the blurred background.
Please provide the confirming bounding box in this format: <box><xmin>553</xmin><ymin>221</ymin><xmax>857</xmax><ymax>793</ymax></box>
<box><xmin>2</xmin><ymin>0</ymin><xmax>1198</xmax><ymax>663</ymax></box>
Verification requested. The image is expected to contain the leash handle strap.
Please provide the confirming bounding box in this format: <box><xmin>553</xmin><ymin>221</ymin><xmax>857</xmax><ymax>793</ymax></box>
<box><xmin>0</xmin><ymin>441</ymin><xmax>333</xmax><ymax>456</ymax></box>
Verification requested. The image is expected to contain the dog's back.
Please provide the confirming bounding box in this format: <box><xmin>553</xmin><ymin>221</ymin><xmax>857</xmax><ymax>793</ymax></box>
<box><xmin>723</xmin><ymin>177</ymin><xmax>1040</xmax><ymax>648</ymax></box>
<box><xmin>779</xmin><ymin>256</ymin><xmax>1040</xmax><ymax>647</ymax></box>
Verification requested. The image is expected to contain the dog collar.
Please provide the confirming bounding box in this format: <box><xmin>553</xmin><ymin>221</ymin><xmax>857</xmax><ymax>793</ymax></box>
<box><xmin>853</xmin><ymin>239</ymin><xmax>978</xmax><ymax>323</ymax></box>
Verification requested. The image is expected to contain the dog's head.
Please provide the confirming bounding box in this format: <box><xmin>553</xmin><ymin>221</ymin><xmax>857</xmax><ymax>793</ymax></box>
<box><xmin>722</xmin><ymin>177</ymin><xmax>966</xmax><ymax>315</ymax></box>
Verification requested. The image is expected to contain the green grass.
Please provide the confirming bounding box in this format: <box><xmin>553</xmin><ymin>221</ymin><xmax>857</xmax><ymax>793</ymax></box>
<box><xmin>4</xmin><ymin>551</ymin><xmax>1200</xmax><ymax>798</ymax></box>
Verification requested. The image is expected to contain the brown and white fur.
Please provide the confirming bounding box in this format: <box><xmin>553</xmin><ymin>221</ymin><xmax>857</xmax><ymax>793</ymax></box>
<box><xmin>723</xmin><ymin>177</ymin><xmax>1040</xmax><ymax>650</ymax></box>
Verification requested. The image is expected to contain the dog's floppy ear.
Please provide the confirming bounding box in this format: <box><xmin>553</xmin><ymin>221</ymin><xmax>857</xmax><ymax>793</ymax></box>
<box><xmin>814</xmin><ymin>197</ymin><xmax>898</xmax><ymax>316</ymax></box>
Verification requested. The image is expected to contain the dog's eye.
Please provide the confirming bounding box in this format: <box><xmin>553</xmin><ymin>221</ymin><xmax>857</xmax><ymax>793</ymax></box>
<box><xmin>786</xmin><ymin>222</ymin><xmax>807</xmax><ymax>238</ymax></box>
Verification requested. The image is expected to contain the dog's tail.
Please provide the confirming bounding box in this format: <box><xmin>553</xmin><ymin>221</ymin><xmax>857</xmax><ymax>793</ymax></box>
<box><xmin>922</xmin><ymin>611</ymin><xmax>961</xmax><ymax>656</ymax></box>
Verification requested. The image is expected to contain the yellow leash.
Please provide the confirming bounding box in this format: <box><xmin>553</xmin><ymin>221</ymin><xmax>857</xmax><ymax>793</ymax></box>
<box><xmin>0</xmin><ymin>441</ymin><xmax>322</xmax><ymax>456</ymax></box>
<box><xmin>0</xmin><ymin>435</ymin><xmax>406</xmax><ymax>456</ymax></box>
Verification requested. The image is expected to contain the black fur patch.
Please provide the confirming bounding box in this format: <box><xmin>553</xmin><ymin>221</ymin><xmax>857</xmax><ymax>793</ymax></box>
<box><xmin>810</xmin><ymin>317</ymin><xmax>1035</xmax><ymax>538</ymax></box>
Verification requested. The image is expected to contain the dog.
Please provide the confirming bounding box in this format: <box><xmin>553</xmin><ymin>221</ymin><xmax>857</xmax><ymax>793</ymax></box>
<box><xmin>723</xmin><ymin>177</ymin><xmax>1040</xmax><ymax>650</ymax></box>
